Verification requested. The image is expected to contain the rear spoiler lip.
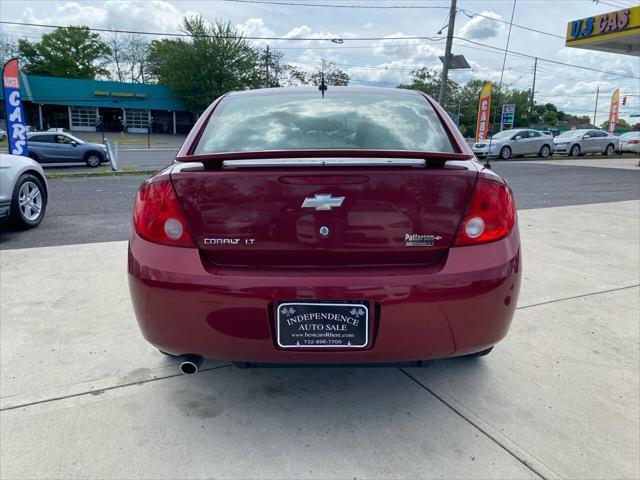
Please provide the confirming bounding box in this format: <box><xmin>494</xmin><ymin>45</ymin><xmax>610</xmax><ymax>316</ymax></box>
<box><xmin>175</xmin><ymin>149</ymin><xmax>474</xmax><ymax>164</ymax></box>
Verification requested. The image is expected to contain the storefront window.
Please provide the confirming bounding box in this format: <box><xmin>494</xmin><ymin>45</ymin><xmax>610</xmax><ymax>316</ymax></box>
<box><xmin>125</xmin><ymin>109</ymin><xmax>149</xmax><ymax>131</ymax></box>
<box><xmin>70</xmin><ymin>106</ymin><xmax>97</xmax><ymax>129</ymax></box>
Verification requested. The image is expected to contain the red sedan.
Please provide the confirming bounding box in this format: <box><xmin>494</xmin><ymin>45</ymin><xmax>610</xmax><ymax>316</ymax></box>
<box><xmin>128</xmin><ymin>87</ymin><xmax>521</xmax><ymax>373</ymax></box>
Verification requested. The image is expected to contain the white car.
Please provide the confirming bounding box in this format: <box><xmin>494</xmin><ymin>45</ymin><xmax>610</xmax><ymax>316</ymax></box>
<box><xmin>618</xmin><ymin>131</ymin><xmax>640</xmax><ymax>153</ymax></box>
<box><xmin>0</xmin><ymin>129</ymin><xmax>6</xmax><ymax>141</ymax></box>
<box><xmin>0</xmin><ymin>153</ymin><xmax>48</xmax><ymax>229</ymax></box>
<box><xmin>472</xmin><ymin>129</ymin><xmax>554</xmax><ymax>159</ymax></box>
<box><xmin>553</xmin><ymin>129</ymin><xmax>619</xmax><ymax>157</ymax></box>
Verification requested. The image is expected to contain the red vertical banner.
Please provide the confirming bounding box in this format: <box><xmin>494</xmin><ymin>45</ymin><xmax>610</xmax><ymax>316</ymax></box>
<box><xmin>475</xmin><ymin>82</ymin><xmax>492</xmax><ymax>143</ymax></box>
<box><xmin>608</xmin><ymin>88</ymin><xmax>619</xmax><ymax>134</ymax></box>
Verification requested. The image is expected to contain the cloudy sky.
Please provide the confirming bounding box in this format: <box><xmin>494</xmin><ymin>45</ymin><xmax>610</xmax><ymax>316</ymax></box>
<box><xmin>1</xmin><ymin>0</ymin><xmax>639</xmax><ymax>124</ymax></box>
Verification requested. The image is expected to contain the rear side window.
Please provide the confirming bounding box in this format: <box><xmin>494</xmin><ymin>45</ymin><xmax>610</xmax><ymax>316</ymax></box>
<box><xmin>194</xmin><ymin>90</ymin><xmax>454</xmax><ymax>154</ymax></box>
<box><xmin>30</xmin><ymin>135</ymin><xmax>54</xmax><ymax>143</ymax></box>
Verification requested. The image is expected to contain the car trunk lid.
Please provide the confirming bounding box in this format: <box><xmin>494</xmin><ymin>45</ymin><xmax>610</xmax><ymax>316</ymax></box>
<box><xmin>171</xmin><ymin>162</ymin><xmax>477</xmax><ymax>268</ymax></box>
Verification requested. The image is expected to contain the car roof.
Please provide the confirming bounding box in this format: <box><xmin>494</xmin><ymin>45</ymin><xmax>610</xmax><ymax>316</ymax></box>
<box><xmin>224</xmin><ymin>86</ymin><xmax>425</xmax><ymax>98</ymax></box>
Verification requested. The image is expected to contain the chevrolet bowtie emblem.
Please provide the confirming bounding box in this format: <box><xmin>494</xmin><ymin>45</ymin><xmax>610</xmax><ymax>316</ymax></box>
<box><xmin>301</xmin><ymin>194</ymin><xmax>345</xmax><ymax>211</ymax></box>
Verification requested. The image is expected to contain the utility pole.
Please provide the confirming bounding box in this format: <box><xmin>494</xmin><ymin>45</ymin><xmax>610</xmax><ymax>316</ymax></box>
<box><xmin>593</xmin><ymin>85</ymin><xmax>600</xmax><ymax>127</ymax></box>
<box><xmin>529</xmin><ymin>57</ymin><xmax>537</xmax><ymax>126</ymax></box>
<box><xmin>265</xmin><ymin>45</ymin><xmax>270</xmax><ymax>88</ymax></box>
<box><xmin>437</xmin><ymin>0</ymin><xmax>457</xmax><ymax>105</ymax></box>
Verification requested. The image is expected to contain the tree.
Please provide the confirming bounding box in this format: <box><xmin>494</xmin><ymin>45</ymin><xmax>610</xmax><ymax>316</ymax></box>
<box><xmin>308</xmin><ymin>59</ymin><xmax>349</xmax><ymax>86</ymax></box>
<box><xmin>283</xmin><ymin>59</ymin><xmax>350</xmax><ymax>87</ymax></box>
<box><xmin>106</xmin><ymin>32</ymin><xmax>150</xmax><ymax>83</ymax></box>
<box><xmin>18</xmin><ymin>26</ymin><xmax>111</xmax><ymax>79</ymax></box>
<box><xmin>398</xmin><ymin>67</ymin><xmax>458</xmax><ymax>108</ymax></box>
<box><xmin>0</xmin><ymin>38</ymin><xmax>19</xmax><ymax>65</ymax></box>
<box><xmin>258</xmin><ymin>47</ymin><xmax>286</xmax><ymax>87</ymax></box>
<box><xmin>600</xmin><ymin>118</ymin><xmax>631</xmax><ymax>130</ymax></box>
<box><xmin>147</xmin><ymin>16</ymin><xmax>260</xmax><ymax>111</ymax></box>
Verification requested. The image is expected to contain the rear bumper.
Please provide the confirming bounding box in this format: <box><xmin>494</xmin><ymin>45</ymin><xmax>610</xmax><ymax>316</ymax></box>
<box><xmin>128</xmin><ymin>229</ymin><xmax>521</xmax><ymax>363</ymax></box>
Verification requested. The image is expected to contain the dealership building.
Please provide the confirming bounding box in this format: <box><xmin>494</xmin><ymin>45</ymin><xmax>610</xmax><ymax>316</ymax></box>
<box><xmin>16</xmin><ymin>72</ymin><xmax>194</xmax><ymax>134</ymax></box>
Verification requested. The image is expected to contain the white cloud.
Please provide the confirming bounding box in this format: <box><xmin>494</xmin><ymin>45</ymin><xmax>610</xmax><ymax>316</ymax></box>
<box><xmin>239</xmin><ymin>18</ymin><xmax>275</xmax><ymax>47</ymax></box>
<box><xmin>19</xmin><ymin>1</ymin><xmax>192</xmax><ymax>34</ymax></box>
<box><xmin>457</xmin><ymin>11</ymin><xmax>505</xmax><ymax>40</ymax></box>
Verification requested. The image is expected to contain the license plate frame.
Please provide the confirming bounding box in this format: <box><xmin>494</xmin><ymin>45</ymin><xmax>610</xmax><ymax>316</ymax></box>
<box><xmin>276</xmin><ymin>301</ymin><xmax>369</xmax><ymax>349</ymax></box>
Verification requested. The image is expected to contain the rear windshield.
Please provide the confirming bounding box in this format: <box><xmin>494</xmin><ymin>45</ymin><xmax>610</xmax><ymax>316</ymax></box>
<box><xmin>557</xmin><ymin>129</ymin><xmax>588</xmax><ymax>138</ymax></box>
<box><xmin>193</xmin><ymin>90</ymin><xmax>454</xmax><ymax>154</ymax></box>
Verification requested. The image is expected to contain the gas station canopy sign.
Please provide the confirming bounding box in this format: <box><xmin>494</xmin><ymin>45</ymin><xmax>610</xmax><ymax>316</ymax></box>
<box><xmin>566</xmin><ymin>6</ymin><xmax>639</xmax><ymax>56</ymax></box>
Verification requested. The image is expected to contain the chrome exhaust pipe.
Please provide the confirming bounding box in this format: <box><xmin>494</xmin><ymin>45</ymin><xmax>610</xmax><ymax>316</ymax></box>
<box><xmin>179</xmin><ymin>354</ymin><xmax>203</xmax><ymax>375</ymax></box>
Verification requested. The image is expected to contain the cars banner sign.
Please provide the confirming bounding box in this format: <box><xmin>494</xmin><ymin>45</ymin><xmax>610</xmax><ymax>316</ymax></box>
<box><xmin>608</xmin><ymin>88</ymin><xmax>619</xmax><ymax>134</ymax></box>
<box><xmin>2</xmin><ymin>58</ymin><xmax>28</xmax><ymax>156</ymax></box>
<box><xmin>475</xmin><ymin>82</ymin><xmax>492</xmax><ymax>143</ymax></box>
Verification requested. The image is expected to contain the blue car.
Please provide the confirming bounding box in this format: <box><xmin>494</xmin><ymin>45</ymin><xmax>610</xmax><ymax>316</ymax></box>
<box><xmin>26</xmin><ymin>132</ymin><xmax>109</xmax><ymax>167</ymax></box>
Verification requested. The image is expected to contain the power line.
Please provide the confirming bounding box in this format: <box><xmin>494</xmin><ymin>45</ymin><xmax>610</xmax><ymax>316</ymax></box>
<box><xmin>218</xmin><ymin>0</ymin><xmax>566</xmax><ymax>40</ymax></box>
<box><xmin>217</xmin><ymin>0</ymin><xmax>449</xmax><ymax>8</ymax></box>
<box><xmin>2</xmin><ymin>20</ymin><xmax>638</xmax><ymax>81</ymax></box>
<box><xmin>452</xmin><ymin>36</ymin><xmax>639</xmax><ymax>80</ymax></box>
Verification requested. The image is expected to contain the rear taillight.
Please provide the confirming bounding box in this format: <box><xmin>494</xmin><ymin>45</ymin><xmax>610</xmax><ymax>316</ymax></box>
<box><xmin>132</xmin><ymin>179</ymin><xmax>195</xmax><ymax>247</ymax></box>
<box><xmin>454</xmin><ymin>179</ymin><xmax>516</xmax><ymax>246</ymax></box>
<box><xmin>628</xmin><ymin>140</ymin><xmax>639</xmax><ymax>144</ymax></box>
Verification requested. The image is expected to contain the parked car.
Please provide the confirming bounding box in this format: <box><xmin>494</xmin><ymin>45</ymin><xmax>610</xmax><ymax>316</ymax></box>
<box><xmin>553</xmin><ymin>129</ymin><xmax>619</xmax><ymax>157</ymax></box>
<box><xmin>472</xmin><ymin>128</ymin><xmax>554</xmax><ymax>159</ymax></box>
<box><xmin>0</xmin><ymin>129</ymin><xmax>6</xmax><ymax>141</ymax></box>
<box><xmin>47</xmin><ymin>128</ymin><xmax>70</xmax><ymax>133</ymax></box>
<box><xmin>128</xmin><ymin>87</ymin><xmax>521</xmax><ymax>373</ymax></box>
<box><xmin>0</xmin><ymin>153</ymin><xmax>48</xmax><ymax>229</ymax></box>
<box><xmin>27</xmin><ymin>132</ymin><xmax>109</xmax><ymax>167</ymax></box>
<box><xmin>618</xmin><ymin>131</ymin><xmax>640</xmax><ymax>153</ymax></box>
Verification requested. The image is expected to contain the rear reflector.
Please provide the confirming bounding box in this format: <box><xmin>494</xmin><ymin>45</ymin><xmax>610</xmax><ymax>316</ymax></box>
<box><xmin>454</xmin><ymin>179</ymin><xmax>516</xmax><ymax>246</ymax></box>
<box><xmin>132</xmin><ymin>179</ymin><xmax>195</xmax><ymax>247</ymax></box>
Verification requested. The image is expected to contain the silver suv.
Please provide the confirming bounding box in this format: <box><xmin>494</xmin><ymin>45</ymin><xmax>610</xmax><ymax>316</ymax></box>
<box><xmin>27</xmin><ymin>132</ymin><xmax>109</xmax><ymax>167</ymax></box>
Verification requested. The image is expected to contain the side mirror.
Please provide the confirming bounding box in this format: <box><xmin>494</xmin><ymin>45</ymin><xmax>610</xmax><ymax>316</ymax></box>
<box><xmin>583</xmin><ymin>134</ymin><xmax>591</xmax><ymax>138</ymax></box>
<box><xmin>71</xmin><ymin>141</ymin><xmax>78</xmax><ymax>146</ymax></box>
<box><xmin>513</xmin><ymin>135</ymin><xmax>522</xmax><ymax>140</ymax></box>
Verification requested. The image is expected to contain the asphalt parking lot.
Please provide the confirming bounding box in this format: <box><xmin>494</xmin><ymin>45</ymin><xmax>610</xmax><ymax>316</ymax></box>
<box><xmin>1</xmin><ymin>158</ymin><xmax>639</xmax><ymax>479</ymax></box>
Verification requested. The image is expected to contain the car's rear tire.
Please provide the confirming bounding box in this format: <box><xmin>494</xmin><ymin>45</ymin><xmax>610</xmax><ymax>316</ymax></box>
<box><xmin>603</xmin><ymin>144</ymin><xmax>615</xmax><ymax>156</ymax></box>
<box><xmin>84</xmin><ymin>151</ymin><xmax>103</xmax><ymax>168</ymax></box>
<box><xmin>461</xmin><ymin>347</ymin><xmax>493</xmax><ymax>358</ymax></box>
<box><xmin>499</xmin><ymin>146</ymin><xmax>511</xmax><ymax>160</ymax></box>
<box><xmin>10</xmin><ymin>173</ymin><xmax>47</xmax><ymax>229</ymax></box>
<box><xmin>569</xmin><ymin>144</ymin><xmax>580</xmax><ymax>157</ymax></box>
<box><xmin>538</xmin><ymin>145</ymin><xmax>551</xmax><ymax>158</ymax></box>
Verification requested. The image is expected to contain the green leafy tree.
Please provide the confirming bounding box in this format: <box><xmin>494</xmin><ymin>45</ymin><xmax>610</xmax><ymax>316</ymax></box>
<box><xmin>600</xmin><ymin>118</ymin><xmax>631</xmax><ymax>130</ymax></box>
<box><xmin>258</xmin><ymin>48</ymin><xmax>287</xmax><ymax>87</ymax></box>
<box><xmin>18</xmin><ymin>26</ymin><xmax>111</xmax><ymax>78</ymax></box>
<box><xmin>147</xmin><ymin>16</ymin><xmax>260</xmax><ymax>112</ymax></box>
<box><xmin>0</xmin><ymin>38</ymin><xmax>19</xmax><ymax>65</ymax></box>
<box><xmin>283</xmin><ymin>59</ymin><xmax>350</xmax><ymax>86</ymax></box>
<box><xmin>398</xmin><ymin>67</ymin><xmax>458</xmax><ymax>108</ymax></box>
<box><xmin>309</xmin><ymin>59</ymin><xmax>349</xmax><ymax>86</ymax></box>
